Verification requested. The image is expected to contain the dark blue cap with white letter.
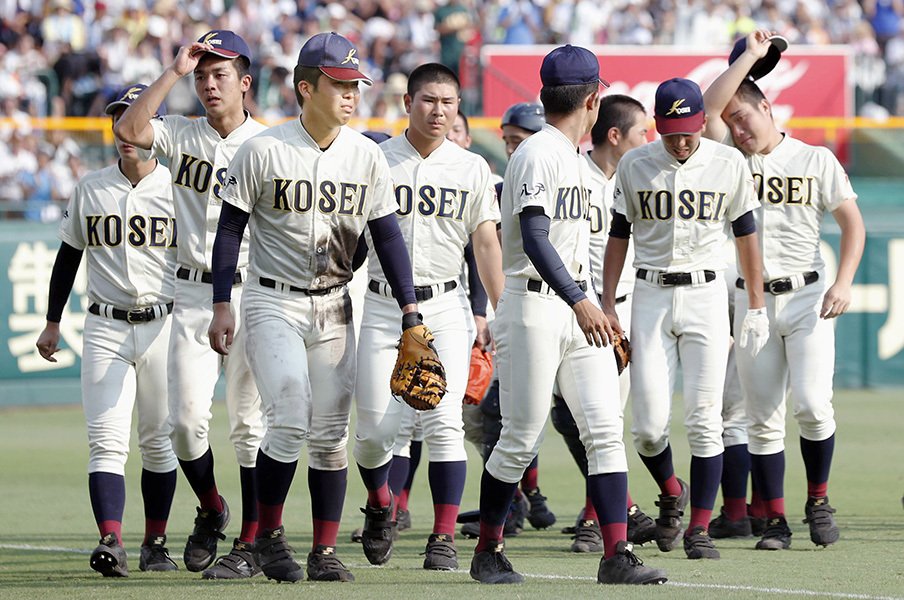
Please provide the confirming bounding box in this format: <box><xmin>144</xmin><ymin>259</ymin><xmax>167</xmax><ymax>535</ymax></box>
<box><xmin>540</xmin><ymin>44</ymin><xmax>609</xmax><ymax>88</ymax></box>
<box><xmin>196</xmin><ymin>30</ymin><xmax>252</xmax><ymax>63</ymax></box>
<box><xmin>105</xmin><ymin>83</ymin><xmax>165</xmax><ymax>116</ymax></box>
<box><xmin>297</xmin><ymin>32</ymin><xmax>373</xmax><ymax>86</ymax></box>
<box><xmin>654</xmin><ymin>77</ymin><xmax>704</xmax><ymax>136</ymax></box>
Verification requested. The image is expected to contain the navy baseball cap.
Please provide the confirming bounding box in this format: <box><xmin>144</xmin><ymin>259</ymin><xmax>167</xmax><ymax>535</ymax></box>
<box><xmin>104</xmin><ymin>83</ymin><xmax>166</xmax><ymax>116</ymax></box>
<box><xmin>729</xmin><ymin>35</ymin><xmax>788</xmax><ymax>81</ymax></box>
<box><xmin>654</xmin><ymin>78</ymin><xmax>705</xmax><ymax>136</ymax></box>
<box><xmin>297</xmin><ymin>32</ymin><xmax>373</xmax><ymax>86</ymax></box>
<box><xmin>540</xmin><ymin>45</ymin><xmax>609</xmax><ymax>88</ymax></box>
<box><xmin>196</xmin><ymin>30</ymin><xmax>252</xmax><ymax>63</ymax></box>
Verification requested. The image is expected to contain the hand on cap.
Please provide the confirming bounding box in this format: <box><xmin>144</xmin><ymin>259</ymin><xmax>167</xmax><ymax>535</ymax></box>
<box><xmin>745</xmin><ymin>29</ymin><xmax>777</xmax><ymax>60</ymax></box>
<box><xmin>172</xmin><ymin>42</ymin><xmax>211</xmax><ymax>77</ymax></box>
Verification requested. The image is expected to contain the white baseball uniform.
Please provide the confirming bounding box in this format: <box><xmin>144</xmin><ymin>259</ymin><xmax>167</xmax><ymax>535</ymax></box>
<box><xmin>613</xmin><ymin>137</ymin><xmax>759</xmax><ymax>458</ymax></box>
<box><xmin>731</xmin><ymin>135</ymin><xmax>856</xmax><ymax>454</ymax></box>
<box><xmin>220</xmin><ymin>120</ymin><xmax>397</xmax><ymax>468</ymax></box>
<box><xmin>59</xmin><ymin>162</ymin><xmax>178</xmax><ymax>476</ymax></box>
<box><xmin>141</xmin><ymin>114</ymin><xmax>267</xmax><ymax>467</ymax></box>
<box><xmin>486</xmin><ymin>124</ymin><xmax>625</xmax><ymax>484</ymax></box>
<box><xmin>354</xmin><ymin>135</ymin><xmax>498</xmax><ymax>469</ymax></box>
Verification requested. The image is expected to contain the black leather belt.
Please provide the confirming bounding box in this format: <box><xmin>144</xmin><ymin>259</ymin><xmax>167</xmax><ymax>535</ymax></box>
<box><xmin>177</xmin><ymin>266</ymin><xmax>243</xmax><ymax>285</ymax></box>
<box><xmin>737</xmin><ymin>271</ymin><xmax>819</xmax><ymax>295</ymax></box>
<box><xmin>637</xmin><ymin>268</ymin><xmax>715</xmax><ymax>286</ymax></box>
<box><xmin>368</xmin><ymin>279</ymin><xmax>457</xmax><ymax>302</ymax></box>
<box><xmin>89</xmin><ymin>302</ymin><xmax>173</xmax><ymax>323</ymax></box>
<box><xmin>527</xmin><ymin>279</ymin><xmax>588</xmax><ymax>293</ymax></box>
<box><xmin>615</xmin><ymin>294</ymin><xmax>628</xmax><ymax>304</ymax></box>
<box><xmin>260</xmin><ymin>277</ymin><xmax>344</xmax><ymax>296</ymax></box>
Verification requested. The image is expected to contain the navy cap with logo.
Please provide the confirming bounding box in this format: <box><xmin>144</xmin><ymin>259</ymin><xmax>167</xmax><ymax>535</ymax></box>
<box><xmin>540</xmin><ymin>44</ymin><xmax>610</xmax><ymax>88</ymax></box>
<box><xmin>297</xmin><ymin>32</ymin><xmax>373</xmax><ymax>86</ymax></box>
<box><xmin>729</xmin><ymin>35</ymin><xmax>788</xmax><ymax>81</ymax></box>
<box><xmin>196</xmin><ymin>30</ymin><xmax>252</xmax><ymax>63</ymax></box>
<box><xmin>105</xmin><ymin>83</ymin><xmax>166</xmax><ymax>117</ymax></box>
<box><xmin>654</xmin><ymin>78</ymin><xmax>705</xmax><ymax>136</ymax></box>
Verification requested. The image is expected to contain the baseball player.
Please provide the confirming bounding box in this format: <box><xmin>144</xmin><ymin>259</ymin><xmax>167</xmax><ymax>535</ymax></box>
<box><xmin>114</xmin><ymin>30</ymin><xmax>267</xmax><ymax>578</ymax></box>
<box><xmin>471</xmin><ymin>44</ymin><xmax>666</xmax><ymax>586</ymax></box>
<box><xmin>603</xmin><ymin>76</ymin><xmax>768</xmax><ymax>560</ymax></box>
<box><xmin>354</xmin><ymin>62</ymin><xmax>504</xmax><ymax>571</ymax></box>
<box><xmin>35</xmin><ymin>84</ymin><xmax>179</xmax><ymax>577</ymax></box>
<box><xmin>702</xmin><ymin>29</ymin><xmax>865</xmax><ymax>549</ymax></box>
<box><xmin>554</xmin><ymin>93</ymin><xmax>657</xmax><ymax>553</ymax></box>
<box><xmin>208</xmin><ymin>31</ymin><xmax>424</xmax><ymax>583</ymax></box>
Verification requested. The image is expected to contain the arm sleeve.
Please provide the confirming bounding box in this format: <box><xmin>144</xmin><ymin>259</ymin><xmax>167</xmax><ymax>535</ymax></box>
<box><xmin>46</xmin><ymin>242</ymin><xmax>83</xmax><ymax>323</ymax></box>
<box><xmin>368</xmin><ymin>214</ymin><xmax>417</xmax><ymax>308</ymax></box>
<box><xmin>211</xmin><ymin>202</ymin><xmax>250</xmax><ymax>303</ymax></box>
<box><xmin>351</xmin><ymin>233</ymin><xmax>369</xmax><ymax>272</ymax></box>
<box><xmin>609</xmin><ymin>210</ymin><xmax>632</xmax><ymax>239</ymax></box>
<box><xmin>731</xmin><ymin>210</ymin><xmax>757</xmax><ymax>237</ymax></box>
<box><xmin>520</xmin><ymin>207</ymin><xmax>587</xmax><ymax>307</ymax></box>
<box><xmin>464</xmin><ymin>239</ymin><xmax>488</xmax><ymax>317</ymax></box>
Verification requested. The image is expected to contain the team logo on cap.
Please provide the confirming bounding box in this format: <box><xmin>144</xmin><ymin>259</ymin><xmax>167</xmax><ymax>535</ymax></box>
<box><xmin>121</xmin><ymin>86</ymin><xmax>143</xmax><ymax>102</ymax></box>
<box><xmin>341</xmin><ymin>49</ymin><xmax>359</xmax><ymax>66</ymax></box>
<box><xmin>665</xmin><ymin>99</ymin><xmax>691</xmax><ymax>116</ymax></box>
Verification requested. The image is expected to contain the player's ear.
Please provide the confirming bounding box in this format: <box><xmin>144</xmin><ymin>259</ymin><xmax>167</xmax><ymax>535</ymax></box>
<box><xmin>607</xmin><ymin>126</ymin><xmax>620</xmax><ymax>146</ymax></box>
<box><xmin>403</xmin><ymin>93</ymin><xmax>412</xmax><ymax>115</ymax></box>
<box><xmin>240</xmin><ymin>73</ymin><xmax>252</xmax><ymax>94</ymax></box>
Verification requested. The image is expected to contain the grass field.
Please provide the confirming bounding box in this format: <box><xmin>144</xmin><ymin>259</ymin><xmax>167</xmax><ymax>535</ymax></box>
<box><xmin>1</xmin><ymin>389</ymin><xmax>903</xmax><ymax>600</ymax></box>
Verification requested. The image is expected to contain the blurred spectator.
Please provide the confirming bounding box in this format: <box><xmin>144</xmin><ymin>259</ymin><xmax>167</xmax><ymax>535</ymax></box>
<box><xmin>864</xmin><ymin>0</ymin><xmax>904</xmax><ymax>53</ymax></box>
<box><xmin>498</xmin><ymin>0</ymin><xmax>544</xmax><ymax>44</ymax></box>
<box><xmin>434</xmin><ymin>0</ymin><xmax>475</xmax><ymax>77</ymax></box>
<box><xmin>19</xmin><ymin>143</ymin><xmax>61</xmax><ymax>222</ymax></box>
<box><xmin>41</xmin><ymin>0</ymin><xmax>87</xmax><ymax>55</ymax></box>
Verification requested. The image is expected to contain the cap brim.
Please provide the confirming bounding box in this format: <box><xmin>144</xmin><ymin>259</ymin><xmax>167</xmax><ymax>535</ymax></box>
<box><xmin>104</xmin><ymin>100</ymin><xmax>129</xmax><ymax>115</ymax></box>
<box><xmin>767</xmin><ymin>35</ymin><xmax>789</xmax><ymax>54</ymax></box>
<box><xmin>200</xmin><ymin>48</ymin><xmax>242</xmax><ymax>60</ymax></box>
<box><xmin>320</xmin><ymin>66</ymin><xmax>373</xmax><ymax>86</ymax></box>
<box><xmin>655</xmin><ymin>112</ymin><xmax>705</xmax><ymax>136</ymax></box>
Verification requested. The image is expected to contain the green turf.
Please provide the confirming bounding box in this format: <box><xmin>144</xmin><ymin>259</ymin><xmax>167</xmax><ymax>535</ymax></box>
<box><xmin>1</xmin><ymin>390</ymin><xmax>903</xmax><ymax>599</ymax></box>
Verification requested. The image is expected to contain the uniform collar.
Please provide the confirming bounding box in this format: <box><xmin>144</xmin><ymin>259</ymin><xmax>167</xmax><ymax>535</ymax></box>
<box><xmin>584</xmin><ymin>150</ymin><xmax>611</xmax><ymax>182</ymax></box>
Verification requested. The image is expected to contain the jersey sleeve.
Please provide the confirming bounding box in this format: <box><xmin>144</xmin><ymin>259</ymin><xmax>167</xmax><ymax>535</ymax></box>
<box><xmin>466</xmin><ymin>158</ymin><xmax>502</xmax><ymax>233</ymax></box>
<box><xmin>136</xmin><ymin>116</ymin><xmax>176</xmax><ymax>162</ymax></box>
<box><xmin>366</xmin><ymin>150</ymin><xmax>398</xmax><ymax>222</ymax></box>
<box><xmin>612</xmin><ymin>162</ymin><xmax>632</xmax><ymax>222</ymax></box>
<box><xmin>508</xmin><ymin>150</ymin><xmax>557</xmax><ymax>217</ymax></box>
<box><xmin>58</xmin><ymin>183</ymin><xmax>85</xmax><ymax>250</ymax></box>
<box><xmin>726</xmin><ymin>154</ymin><xmax>759</xmax><ymax>221</ymax></box>
<box><xmin>820</xmin><ymin>148</ymin><xmax>858</xmax><ymax>212</ymax></box>
<box><xmin>220</xmin><ymin>139</ymin><xmax>263</xmax><ymax>213</ymax></box>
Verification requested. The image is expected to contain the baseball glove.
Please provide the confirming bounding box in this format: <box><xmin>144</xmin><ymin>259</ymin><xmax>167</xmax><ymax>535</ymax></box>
<box><xmin>613</xmin><ymin>334</ymin><xmax>631</xmax><ymax>375</ymax></box>
<box><xmin>390</xmin><ymin>324</ymin><xmax>447</xmax><ymax>410</ymax></box>
<box><xmin>464</xmin><ymin>345</ymin><xmax>493</xmax><ymax>406</ymax></box>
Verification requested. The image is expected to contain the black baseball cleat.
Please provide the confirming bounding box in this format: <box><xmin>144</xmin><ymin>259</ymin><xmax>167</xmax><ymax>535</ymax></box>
<box><xmin>570</xmin><ymin>519</ymin><xmax>603</xmax><ymax>553</ymax></box>
<box><xmin>708</xmin><ymin>506</ymin><xmax>753</xmax><ymax>539</ymax></box>
<box><xmin>139</xmin><ymin>535</ymin><xmax>178</xmax><ymax>572</ymax></box>
<box><xmin>397</xmin><ymin>508</ymin><xmax>412</xmax><ymax>532</ymax></box>
<box><xmin>524</xmin><ymin>487</ymin><xmax>557</xmax><ymax>529</ymax></box>
<box><xmin>183</xmin><ymin>496</ymin><xmax>230</xmax><ymax>572</ymax></box>
<box><xmin>360</xmin><ymin>501</ymin><xmax>396</xmax><ymax>565</ymax></box>
<box><xmin>504</xmin><ymin>494</ymin><xmax>529</xmax><ymax>536</ymax></box>
<box><xmin>756</xmin><ymin>516</ymin><xmax>792</xmax><ymax>550</ymax></box>
<box><xmin>597</xmin><ymin>541</ymin><xmax>667</xmax><ymax>585</ymax></box>
<box><xmin>307</xmin><ymin>545</ymin><xmax>355</xmax><ymax>582</ymax></box>
<box><xmin>256</xmin><ymin>526</ymin><xmax>304</xmax><ymax>582</ymax></box>
<box><xmin>90</xmin><ymin>532</ymin><xmax>129</xmax><ymax>577</ymax></box>
<box><xmin>202</xmin><ymin>538</ymin><xmax>262</xmax><ymax>579</ymax></box>
<box><xmin>803</xmin><ymin>496</ymin><xmax>840</xmax><ymax>547</ymax></box>
<box><xmin>422</xmin><ymin>533</ymin><xmax>458</xmax><ymax>571</ymax></box>
<box><xmin>653</xmin><ymin>478</ymin><xmax>689</xmax><ymax>552</ymax></box>
<box><xmin>469</xmin><ymin>541</ymin><xmax>524</xmax><ymax>584</ymax></box>
<box><xmin>460</xmin><ymin>521</ymin><xmax>480</xmax><ymax>539</ymax></box>
<box><xmin>683</xmin><ymin>526</ymin><xmax>720</xmax><ymax>559</ymax></box>
<box><xmin>749</xmin><ymin>504</ymin><xmax>767</xmax><ymax>536</ymax></box>
<box><xmin>627</xmin><ymin>504</ymin><xmax>657</xmax><ymax>545</ymax></box>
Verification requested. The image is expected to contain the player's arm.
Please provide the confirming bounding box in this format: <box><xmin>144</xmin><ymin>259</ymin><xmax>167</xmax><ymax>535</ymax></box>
<box><xmin>702</xmin><ymin>29</ymin><xmax>774</xmax><ymax>143</ymax></box>
<box><xmin>732</xmin><ymin>213</ymin><xmax>765</xmax><ymax>310</ymax></box>
<box><xmin>351</xmin><ymin>233</ymin><xmax>369</xmax><ymax>272</ymax></box>
<box><xmin>822</xmin><ymin>200</ymin><xmax>865</xmax><ymax>319</ymax></box>
<box><xmin>601</xmin><ymin>211</ymin><xmax>630</xmax><ymax>335</ymax></box>
<box><xmin>520</xmin><ymin>206</ymin><xmax>612</xmax><ymax>347</ymax></box>
<box><xmin>463</xmin><ymin>239</ymin><xmax>491</xmax><ymax>349</ymax></box>
<box><xmin>114</xmin><ymin>42</ymin><xmax>210</xmax><ymax>148</ymax></box>
<box><xmin>36</xmin><ymin>242</ymin><xmax>84</xmax><ymax>362</ymax></box>
<box><xmin>471</xmin><ymin>221</ymin><xmax>503</xmax><ymax>310</ymax></box>
<box><xmin>208</xmin><ymin>202</ymin><xmax>249</xmax><ymax>355</ymax></box>
<box><xmin>368</xmin><ymin>214</ymin><xmax>419</xmax><ymax>321</ymax></box>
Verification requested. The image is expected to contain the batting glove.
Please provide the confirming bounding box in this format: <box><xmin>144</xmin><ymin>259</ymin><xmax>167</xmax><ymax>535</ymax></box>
<box><xmin>739</xmin><ymin>307</ymin><xmax>770</xmax><ymax>357</ymax></box>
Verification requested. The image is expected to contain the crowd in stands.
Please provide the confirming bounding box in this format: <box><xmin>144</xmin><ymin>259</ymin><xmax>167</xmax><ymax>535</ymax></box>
<box><xmin>1</xmin><ymin>0</ymin><xmax>903</xmax><ymax>220</ymax></box>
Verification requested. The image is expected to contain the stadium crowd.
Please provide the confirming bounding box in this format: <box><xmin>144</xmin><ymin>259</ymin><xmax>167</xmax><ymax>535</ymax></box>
<box><xmin>0</xmin><ymin>0</ymin><xmax>902</xmax><ymax>220</ymax></box>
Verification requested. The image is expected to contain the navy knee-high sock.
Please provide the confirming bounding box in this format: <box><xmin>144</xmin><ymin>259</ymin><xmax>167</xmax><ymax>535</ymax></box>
<box><xmin>89</xmin><ymin>471</ymin><xmax>125</xmax><ymax>541</ymax></box>
<box><xmin>688</xmin><ymin>454</ymin><xmax>722</xmax><ymax>532</ymax></box>
<box><xmin>178</xmin><ymin>447</ymin><xmax>223</xmax><ymax>511</ymax></box>
<box><xmin>239</xmin><ymin>466</ymin><xmax>258</xmax><ymax>542</ymax></box>
<box><xmin>750</xmin><ymin>451</ymin><xmax>785</xmax><ymax>518</ymax></box>
<box><xmin>141</xmin><ymin>468</ymin><xmax>176</xmax><ymax>544</ymax></box>
<box><xmin>800</xmin><ymin>434</ymin><xmax>834</xmax><ymax>498</ymax></box>
<box><xmin>587</xmin><ymin>472</ymin><xmax>627</xmax><ymax>558</ymax></box>
<box><xmin>476</xmin><ymin>469</ymin><xmax>518</xmax><ymax>552</ymax></box>
<box><xmin>639</xmin><ymin>445</ymin><xmax>682</xmax><ymax>497</ymax></box>
<box><xmin>256</xmin><ymin>451</ymin><xmax>297</xmax><ymax>532</ymax></box>
<box><xmin>720</xmin><ymin>444</ymin><xmax>750</xmax><ymax>521</ymax></box>
<box><xmin>309</xmin><ymin>467</ymin><xmax>347</xmax><ymax>549</ymax></box>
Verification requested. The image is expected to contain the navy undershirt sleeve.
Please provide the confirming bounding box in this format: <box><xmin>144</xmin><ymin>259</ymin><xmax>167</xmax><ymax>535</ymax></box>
<box><xmin>46</xmin><ymin>242</ymin><xmax>84</xmax><ymax>322</ymax></box>
<box><xmin>368</xmin><ymin>214</ymin><xmax>417</xmax><ymax>308</ymax></box>
<box><xmin>211</xmin><ymin>202</ymin><xmax>249</xmax><ymax>303</ymax></box>
<box><xmin>608</xmin><ymin>210</ymin><xmax>631</xmax><ymax>239</ymax></box>
<box><xmin>731</xmin><ymin>210</ymin><xmax>757</xmax><ymax>237</ymax></box>
<box><xmin>464</xmin><ymin>239</ymin><xmax>488</xmax><ymax>317</ymax></box>
<box><xmin>351</xmin><ymin>233</ymin><xmax>369</xmax><ymax>272</ymax></box>
<box><xmin>520</xmin><ymin>206</ymin><xmax>587</xmax><ymax>307</ymax></box>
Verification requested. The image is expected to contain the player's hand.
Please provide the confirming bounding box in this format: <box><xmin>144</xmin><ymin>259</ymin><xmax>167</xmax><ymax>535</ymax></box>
<box><xmin>599</xmin><ymin>294</ymin><xmax>625</xmax><ymax>337</ymax></box>
<box><xmin>820</xmin><ymin>282</ymin><xmax>852</xmax><ymax>319</ymax></box>
<box><xmin>208</xmin><ymin>302</ymin><xmax>236</xmax><ymax>355</ymax></box>
<box><xmin>745</xmin><ymin>29</ymin><xmax>776</xmax><ymax>60</ymax></box>
<box><xmin>172</xmin><ymin>42</ymin><xmax>211</xmax><ymax>77</ymax></box>
<box><xmin>474</xmin><ymin>315</ymin><xmax>494</xmax><ymax>353</ymax></box>
<box><xmin>739</xmin><ymin>307</ymin><xmax>769</xmax><ymax>357</ymax></box>
<box><xmin>36</xmin><ymin>322</ymin><xmax>61</xmax><ymax>363</ymax></box>
<box><xmin>573</xmin><ymin>298</ymin><xmax>614</xmax><ymax>348</ymax></box>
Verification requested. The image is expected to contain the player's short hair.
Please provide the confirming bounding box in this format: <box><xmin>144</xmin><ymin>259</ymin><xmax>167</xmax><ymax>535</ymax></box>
<box><xmin>591</xmin><ymin>94</ymin><xmax>645</xmax><ymax>146</ymax></box>
<box><xmin>456</xmin><ymin>110</ymin><xmax>470</xmax><ymax>135</ymax></box>
<box><xmin>292</xmin><ymin>65</ymin><xmax>322</xmax><ymax>108</ymax></box>
<box><xmin>735</xmin><ymin>79</ymin><xmax>768</xmax><ymax>109</ymax></box>
<box><xmin>540</xmin><ymin>82</ymin><xmax>598</xmax><ymax>117</ymax></box>
<box><xmin>407</xmin><ymin>63</ymin><xmax>460</xmax><ymax>97</ymax></box>
<box><xmin>233</xmin><ymin>56</ymin><xmax>251</xmax><ymax>80</ymax></box>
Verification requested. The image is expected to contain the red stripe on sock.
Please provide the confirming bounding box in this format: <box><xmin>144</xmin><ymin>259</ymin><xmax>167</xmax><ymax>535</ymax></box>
<box><xmin>764</xmin><ymin>498</ymin><xmax>785</xmax><ymax>519</ymax></box>
<box><xmin>239</xmin><ymin>520</ymin><xmax>258</xmax><ymax>543</ymax></box>
<box><xmin>433</xmin><ymin>503</ymin><xmax>459</xmax><ymax>535</ymax></box>
<box><xmin>367</xmin><ymin>483</ymin><xmax>392</xmax><ymax>508</ymax></box>
<box><xmin>724</xmin><ymin>497</ymin><xmax>748</xmax><ymax>522</ymax></box>
<box><xmin>143</xmin><ymin>519</ymin><xmax>167</xmax><ymax>545</ymax></box>
<box><xmin>749</xmin><ymin>491</ymin><xmax>766</xmax><ymax>518</ymax></box>
<box><xmin>600</xmin><ymin>523</ymin><xmax>627</xmax><ymax>559</ymax></box>
<box><xmin>520</xmin><ymin>467</ymin><xmax>538</xmax><ymax>492</ymax></box>
<box><xmin>807</xmin><ymin>482</ymin><xmax>828</xmax><ymax>499</ymax></box>
<box><xmin>584</xmin><ymin>496</ymin><xmax>598</xmax><ymax>521</ymax></box>
<box><xmin>98</xmin><ymin>520</ymin><xmax>122</xmax><ymax>541</ymax></box>
<box><xmin>199</xmin><ymin>488</ymin><xmax>224</xmax><ymax>512</ymax></box>
<box><xmin>258</xmin><ymin>502</ymin><xmax>284</xmax><ymax>532</ymax></box>
<box><xmin>661</xmin><ymin>475</ymin><xmax>682</xmax><ymax>497</ymax></box>
<box><xmin>688</xmin><ymin>507</ymin><xmax>713</xmax><ymax>532</ymax></box>
<box><xmin>398</xmin><ymin>489</ymin><xmax>411</xmax><ymax>511</ymax></box>
<box><xmin>313</xmin><ymin>519</ymin><xmax>340</xmax><ymax>549</ymax></box>
<box><xmin>475</xmin><ymin>522</ymin><xmax>504</xmax><ymax>553</ymax></box>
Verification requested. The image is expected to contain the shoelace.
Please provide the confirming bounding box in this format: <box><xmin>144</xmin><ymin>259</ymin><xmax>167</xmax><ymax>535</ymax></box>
<box><xmin>619</xmin><ymin>547</ymin><xmax>645</xmax><ymax>566</ymax></box>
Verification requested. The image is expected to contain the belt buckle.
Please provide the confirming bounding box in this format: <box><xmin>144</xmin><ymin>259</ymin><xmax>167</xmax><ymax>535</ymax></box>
<box><xmin>127</xmin><ymin>307</ymin><xmax>151</xmax><ymax>323</ymax></box>
<box><xmin>768</xmin><ymin>278</ymin><xmax>792</xmax><ymax>295</ymax></box>
<box><xmin>657</xmin><ymin>272</ymin><xmax>669</xmax><ymax>286</ymax></box>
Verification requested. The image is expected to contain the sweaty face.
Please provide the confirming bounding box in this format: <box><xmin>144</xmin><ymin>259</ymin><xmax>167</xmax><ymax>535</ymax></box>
<box><xmin>722</xmin><ymin>95</ymin><xmax>773</xmax><ymax>155</ymax></box>
<box><xmin>501</xmin><ymin>124</ymin><xmax>534</xmax><ymax>158</ymax></box>
<box><xmin>406</xmin><ymin>81</ymin><xmax>459</xmax><ymax>141</ymax></box>
<box><xmin>193</xmin><ymin>54</ymin><xmax>251</xmax><ymax>118</ymax></box>
<box><xmin>446</xmin><ymin>114</ymin><xmax>471</xmax><ymax>148</ymax></box>
<box><xmin>303</xmin><ymin>76</ymin><xmax>361</xmax><ymax>128</ymax></box>
<box><xmin>661</xmin><ymin>130</ymin><xmax>702</xmax><ymax>161</ymax></box>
